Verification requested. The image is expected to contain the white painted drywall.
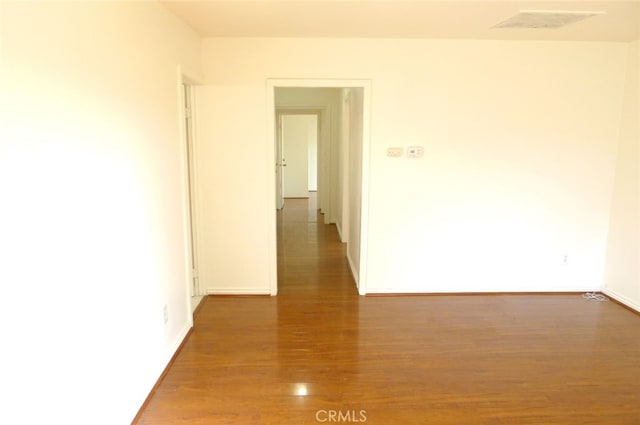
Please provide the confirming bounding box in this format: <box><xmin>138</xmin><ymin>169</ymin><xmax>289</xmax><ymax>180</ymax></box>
<box><xmin>339</xmin><ymin>89</ymin><xmax>351</xmax><ymax>243</ymax></box>
<box><xmin>308</xmin><ymin>117</ymin><xmax>318</xmax><ymax>192</ymax></box>
<box><xmin>0</xmin><ymin>2</ymin><xmax>201</xmax><ymax>423</ymax></box>
<box><xmin>198</xmin><ymin>38</ymin><xmax>628</xmax><ymax>295</ymax></box>
<box><xmin>282</xmin><ymin>114</ymin><xmax>313</xmax><ymax>198</ymax></box>
<box><xmin>603</xmin><ymin>41</ymin><xmax>640</xmax><ymax>311</ymax></box>
<box><xmin>347</xmin><ymin>88</ymin><xmax>365</xmax><ymax>285</ymax></box>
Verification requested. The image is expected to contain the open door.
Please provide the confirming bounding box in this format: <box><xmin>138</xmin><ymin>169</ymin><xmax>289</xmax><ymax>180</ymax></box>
<box><xmin>275</xmin><ymin>114</ymin><xmax>285</xmax><ymax>210</ymax></box>
<box><xmin>182</xmin><ymin>83</ymin><xmax>203</xmax><ymax>311</ymax></box>
<box><xmin>281</xmin><ymin>114</ymin><xmax>316</xmax><ymax>198</ymax></box>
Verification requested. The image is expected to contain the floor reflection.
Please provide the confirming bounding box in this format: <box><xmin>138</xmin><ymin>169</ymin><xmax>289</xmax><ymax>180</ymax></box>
<box><xmin>277</xmin><ymin>193</ymin><xmax>360</xmax><ymax>411</ymax></box>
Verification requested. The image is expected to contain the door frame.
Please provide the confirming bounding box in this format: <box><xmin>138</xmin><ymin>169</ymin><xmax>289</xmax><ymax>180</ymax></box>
<box><xmin>276</xmin><ymin>109</ymin><xmax>322</xmax><ymax>207</ymax></box>
<box><xmin>178</xmin><ymin>66</ymin><xmax>203</xmax><ymax>323</ymax></box>
<box><xmin>340</xmin><ymin>90</ymin><xmax>352</xmax><ymax>244</ymax></box>
<box><xmin>266</xmin><ymin>79</ymin><xmax>372</xmax><ymax>296</ymax></box>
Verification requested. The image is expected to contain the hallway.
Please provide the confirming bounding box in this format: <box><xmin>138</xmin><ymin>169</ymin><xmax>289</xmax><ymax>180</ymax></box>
<box><xmin>135</xmin><ymin>197</ymin><xmax>640</xmax><ymax>425</ymax></box>
<box><xmin>277</xmin><ymin>193</ymin><xmax>357</xmax><ymax>297</ymax></box>
<box><xmin>136</xmin><ymin>195</ymin><xmax>363</xmax><ymax>424</ymax></box>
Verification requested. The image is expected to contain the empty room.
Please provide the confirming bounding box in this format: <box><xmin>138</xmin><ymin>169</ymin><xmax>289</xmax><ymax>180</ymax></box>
<box><xmin>1</xmin><ymin>1</ymin><xmax>638</xmax><ymax>424</ymax></box>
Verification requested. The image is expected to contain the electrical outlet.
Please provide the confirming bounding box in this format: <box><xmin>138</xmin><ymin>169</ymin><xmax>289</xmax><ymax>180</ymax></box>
<box><xmin>386</xmin><ymin>147</ymin><xmax>403</xmax><ymax>157</ymax></box>
<box><xmin>163</xmin><ymin>305</ymin><xmax>169</xmax><ymax>324</ymax></box>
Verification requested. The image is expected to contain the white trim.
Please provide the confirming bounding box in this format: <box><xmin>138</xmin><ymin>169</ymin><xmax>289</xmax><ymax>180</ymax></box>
<box><xmin>276</xmin><ymin>108</ymin><xmax>324</xmax><ymax>208</ymax></box>
<box><xmin>266</xmin><ymin>81</ymin><xmax>278</xmax><ymax>296</ymax></box>
<box><xmin>340</xmin><ymin>89</ymin><xmax>351</xmax><ymax>245</ymax></box>
<box><xmin>177</xmin><ymin>66</ymin><xmax>194</xmax><ymax>327</ymax></box>
<box><xmin>132</xmin><ymin>319</ymin><xmax>192</xmax><ymax>423</ymax></box>
<box><xmin>276</xmin><ymin>105</ymin><xmax>331</xmax><ymax>222</ymax></box>
<box><xmin>366</xmin><ymin>287</ymin><xmax>603</xmax><ymax>294</ymax></box>
<box><xmin>206</xmin><ymin>288</ymin><xmax>272</xmax><ymax>295</ymax></box>
<box><xmin>357</xmin><ymin>81</ymin><xmax>372</xmax><ymax>296</ymax></box>
<box><xmin>177</xmin><ymin>66</ymin><xmax>204</xmax><ymax>324</ymax></box>
<box><xmin>603</xmin><ymin>288</ymin><xmax>640</xmax><ymax>313</ymax></box>
<box><xmin>267</xmin><ymin>78</ymin><xmax>372</xmax><ymax>296</ymax></box>
<box><xmin>346</xmin><ymin>249</ymin><xmax>360</xmax><ymax>291</ymax></box>
<box><xmin>166</xmin><ymin>321</ymin><xmax>192</xmax><ymax>363</ymax></box>
<box><xmin>185</xmin><ymin>83</ymin><xmax>202</xmax><ymax>298</ymax></box>
<box><xmin>190</xmin><ymin>86</ymin><xmax>204</xmax><ymax>295</ymax></box>
<box><xmin>136</xmin><ymin>320</ymin><xmax>191</xmax><ymax>420</ymax></box>
<box><xmin>190</xmin><ymin>295</ymin><xmax>205</xmax><ymax>314</ymax></box>
<box><xmin>179</xmin><ymin>64</ymin><xmax>202</xmax><ymax>87</ymax></box>
<box><xmin>336</xmin><ymin>221</ymin><xmax>344</xmax><ymax>242</ymax></box>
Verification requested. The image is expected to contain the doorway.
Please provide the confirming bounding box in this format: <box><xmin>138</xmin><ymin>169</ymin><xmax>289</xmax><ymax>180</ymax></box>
<box><xmin>267</xmin><ymin>80</ymin><xmax>372</xmax><ymax>297</ymax></box>
<box><xmin>276</xmin><ymin>105</ymin><xmax>329</xmax><ymax>220</ymax></box>
<box><xmin>282</xmin><ymin>114</ymin><xmax>317</xmax><ymax>199</ymax></box>
<box><xmin>180</xmin><ymin>81</ymin><xmax>203</xmax><ymax>313</ymax></box>
<box><xmin>276</xmin><ymin>113</ymin><xmax>319</xmax><ymax>205</ymax></box>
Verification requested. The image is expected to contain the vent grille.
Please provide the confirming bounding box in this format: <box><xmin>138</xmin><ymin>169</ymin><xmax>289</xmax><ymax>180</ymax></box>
<box><xmin>493</xmin><ymin>10</ymin><xmax>605</xmax><ymax>29</ymax></box>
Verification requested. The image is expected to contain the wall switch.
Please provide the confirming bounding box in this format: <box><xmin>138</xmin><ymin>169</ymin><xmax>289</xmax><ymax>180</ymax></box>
<box><xmin>407</xmin><ymin>146</ymin><xmax>424</xmax><ymax>158</ymax></box>
<box><xmin>386</xmin><ymin>147</ymin><xmax>403</xmax><ymax>157</ymax></box>
<box><xmin>163</xmin><ymin>305</ymin><xmax>169</xmax><ymax>324</ymax></box>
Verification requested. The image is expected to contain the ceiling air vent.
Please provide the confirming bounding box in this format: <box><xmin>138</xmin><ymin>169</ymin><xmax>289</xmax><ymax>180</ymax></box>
<box><xmin>493</xmin><ymin>10</ymin><xmax>605</xmax><ymax>29</ymax></box>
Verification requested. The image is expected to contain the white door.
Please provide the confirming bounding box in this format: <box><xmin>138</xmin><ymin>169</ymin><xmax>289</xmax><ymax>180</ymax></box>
<box><xmin>282</xmin><ymin>115</ymin><xmax>315</xmax><ymax>198</ymax></box>
<box><xmin>182</xmin><ymin>83</ymin><xmax>202</xmax><ymax>307</ymax></box>
<box><xmin>275</xmin><ymin>114</ymin><xmax>285</xmax><ymax>209</ymax></box>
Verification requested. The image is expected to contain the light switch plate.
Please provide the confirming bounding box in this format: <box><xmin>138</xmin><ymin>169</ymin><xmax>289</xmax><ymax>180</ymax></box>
<box><xmin>407</xmin><ymin>146</ymin><xmax>424</xmax><ymax>158</ymax></box>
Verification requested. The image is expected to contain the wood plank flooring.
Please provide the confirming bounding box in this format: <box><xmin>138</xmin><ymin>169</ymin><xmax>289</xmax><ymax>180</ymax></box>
<box><xmin>136</xmin><ymin>195</ymin><xmax>640</xmax><ymax>424</ymax></box>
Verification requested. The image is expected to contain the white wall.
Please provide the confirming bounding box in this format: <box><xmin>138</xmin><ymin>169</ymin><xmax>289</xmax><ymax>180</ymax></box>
<box><xmin>347</xmin><ymin>88</ymin><xmax>365</xmax><ymax>286</ymax></box>
<box><xmin>0</xmin><ymin>2</ymin><xmax>201</xmax><ymax>423</ymax></box>
<box><xmin>282</xmin><ymin>114</ymin><xmax>313</xmax><ymax>197</ymax></box>
<box><xmin>308</xmin><ymin>117</ymin><xmax>318</xmax><ymax>191</ymax></box>
<box><xmin>603</xmin><ymin>41</ymin><xmax>640</xmax><ymax>311</ymax></box>
<box><xmin>339</xmin><ymin>89</ymin><xmax>351</xmax><ymax>243</ymax></box>
<box><xmin>198</xmin><ymin>38</ymin><xmax>628</xmax><ymax>295</ymax></box>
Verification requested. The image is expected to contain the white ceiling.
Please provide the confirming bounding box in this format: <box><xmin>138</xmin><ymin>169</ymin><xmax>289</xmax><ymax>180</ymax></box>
<box><xmin>160</xmin><ymin>1</ymin><xmax>640</xmax><ymax>41</ymax></box>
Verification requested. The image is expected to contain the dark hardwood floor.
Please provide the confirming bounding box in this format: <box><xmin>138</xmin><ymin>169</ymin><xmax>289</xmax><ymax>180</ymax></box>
<box><xmin>135</xmin><ymin>194</ymin><xmax>640</xmax><ymax>424</ymax></box>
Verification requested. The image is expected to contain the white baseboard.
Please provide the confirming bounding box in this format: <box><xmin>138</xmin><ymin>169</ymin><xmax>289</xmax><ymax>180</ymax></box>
<box><xmin>206</xmin><ymin>287</ymin><xmax>271</xmax><ymax>295</ymax></box>
<box><xmin>190</xmin><ymin>295</ymin><xmax>205</xmax><ymax>313</ymax></box>
<box><xmin>336</xmin><ymin>222</ymin><xmax>344</xmax><ymax>242</ymax></box>
<box><xmin>132</xmin><ymin>319</ymin><xmax>192</xmax><ymax>422</ymax></box>
<box><xmin>364</xmin><ymin>286</ymin><xmax>601</xmax><ymax>294</ymax></box>
<box><xmin>166</xmin><ymin>321</ymin><xmax>191</xmax><ymax>362</ymax></box>
<box><xmin>346</xmin><ymin>250</ymin><xmax>359</xmax><ymax>290</ymax></box>
<box><xmin>602</xmin><ymin>287</ymin><xmax>640</xmax><ymax>313</ymax></box>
